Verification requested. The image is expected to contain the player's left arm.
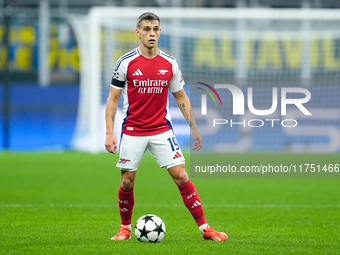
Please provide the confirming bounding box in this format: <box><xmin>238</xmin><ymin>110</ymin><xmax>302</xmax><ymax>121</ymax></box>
<box><xmin>172</xmin><ymin>88</ymin><xmax>202</xmax><ymax>151</ymax></box>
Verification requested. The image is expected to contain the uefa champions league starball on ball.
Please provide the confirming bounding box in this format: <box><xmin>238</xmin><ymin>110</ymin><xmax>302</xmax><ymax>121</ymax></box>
<box><xmin>134</xmin><ymin>214</ymin><xmax>166</xmax><ymax>243</ymax></box>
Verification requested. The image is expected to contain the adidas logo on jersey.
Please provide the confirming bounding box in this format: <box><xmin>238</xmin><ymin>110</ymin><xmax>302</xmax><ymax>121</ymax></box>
<box><xmin>173</xmin><ymin>151</ymin><xmax>182</xmax><ymax>159</ymax></box>
<box><xmin>132</xmin><ymin>69</ymin><xmax>143</xmax><ymax>76</ymax></box>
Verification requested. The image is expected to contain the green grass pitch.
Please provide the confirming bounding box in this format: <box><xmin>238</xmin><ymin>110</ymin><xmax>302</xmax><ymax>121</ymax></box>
<box><xmin>0</xmin><ymin>152</ymin><xmax>339</xmax><ymax>254</ymax></box>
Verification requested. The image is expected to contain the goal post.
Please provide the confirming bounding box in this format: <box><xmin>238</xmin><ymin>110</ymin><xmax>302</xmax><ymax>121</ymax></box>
<box><xmin>69</xmin><ymin>7</ymin><xmax>340</xmax><ymax>153</ymax></box>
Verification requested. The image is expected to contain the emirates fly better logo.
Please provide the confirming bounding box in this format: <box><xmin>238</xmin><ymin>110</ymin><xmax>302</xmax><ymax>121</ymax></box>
<box><xmin>197</xmin><ymin>82</ymin><xmax>312</xmax><ymax>128</ymax></box>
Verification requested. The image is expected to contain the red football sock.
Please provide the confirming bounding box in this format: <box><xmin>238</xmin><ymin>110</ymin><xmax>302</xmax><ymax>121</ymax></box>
<box><xmin>118</xmin><ymin>186</ymin><xmax>134</xmax><ymax>226</ymax></box>
<box><xmin>178</xmin><ymin>180</ymin><xmax>207</xmax><ymax>226</ymax></box>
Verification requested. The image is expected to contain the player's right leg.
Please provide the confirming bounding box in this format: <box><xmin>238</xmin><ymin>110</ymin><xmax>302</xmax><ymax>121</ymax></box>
<box><xmin>111</xmin><ymin>134</ymin><xmax>147</xmax><ymax>241</ymax></box>
<box><xmin>111</xmin><ymin>170</ymin><xmax>136</xmax><ymax>240</ymax></box>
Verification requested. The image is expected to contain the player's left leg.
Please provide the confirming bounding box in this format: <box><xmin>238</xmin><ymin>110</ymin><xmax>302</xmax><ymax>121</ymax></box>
<box><xmin>148</xmin><ymin>130</ymin><xmax>227</xmax><ymax>241</ymax></box>
<box><xmin>168</xmin><ymin>164</ymin><xmax>206</xmax><ymax>225</ymax></box>
<box><xmin>168</xmin><ymin>165</ymin><xmax>228</xmax><ymax>242</ymax></box>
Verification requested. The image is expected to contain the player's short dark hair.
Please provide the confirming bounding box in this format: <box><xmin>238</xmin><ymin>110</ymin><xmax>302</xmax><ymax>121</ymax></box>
<box><xmin>136</xmin><ymin>12</ymin><xmax>160</xmax><ymax>29</ymax></box>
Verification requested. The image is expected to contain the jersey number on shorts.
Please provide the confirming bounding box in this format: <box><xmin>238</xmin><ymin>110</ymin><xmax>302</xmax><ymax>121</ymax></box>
<box><xmin>167</xmin><ymin>137</ymin><xmax>179</xmax><ymax>151</ymax></box>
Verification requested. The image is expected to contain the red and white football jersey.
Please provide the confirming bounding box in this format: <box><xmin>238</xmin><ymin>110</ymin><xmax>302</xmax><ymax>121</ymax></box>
<box><xmin>111</xmin><ymin>47</ymin><xmax>185</xmax><ymax>136</ymax></box>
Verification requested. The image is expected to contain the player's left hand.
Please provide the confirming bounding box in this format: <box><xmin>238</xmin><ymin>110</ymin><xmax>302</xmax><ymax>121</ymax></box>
<box><xmin>191</xmin><ymin>129</ymin><xmax>202</xmax><ymax>151</ymax></box>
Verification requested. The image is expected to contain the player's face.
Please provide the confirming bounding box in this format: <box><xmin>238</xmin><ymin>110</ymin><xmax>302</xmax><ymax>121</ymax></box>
<box><xmin>136</xmin><ymin>20</ymin><xmax>161</xmax><ymax>50</ymax></box>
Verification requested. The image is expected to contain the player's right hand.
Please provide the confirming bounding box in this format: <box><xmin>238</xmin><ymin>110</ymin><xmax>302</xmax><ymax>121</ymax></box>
<box><xmin>105</xmin><ymin>134</ymin><xmax>117</xmax><ymax>154</ymax></box>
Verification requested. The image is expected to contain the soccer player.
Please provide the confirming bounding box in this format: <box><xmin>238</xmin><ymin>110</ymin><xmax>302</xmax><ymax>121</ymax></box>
<box><xmin>105</xmin><ymin>12</ymin><xmax>227</xmax><ymax>242</ymax></box>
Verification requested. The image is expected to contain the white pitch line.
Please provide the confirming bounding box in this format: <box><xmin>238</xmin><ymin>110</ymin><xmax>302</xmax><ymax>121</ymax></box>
<box><xmin>1</xmin><ymin>203</ymin><xmax>340</xmax><ymax>209</ymax></box>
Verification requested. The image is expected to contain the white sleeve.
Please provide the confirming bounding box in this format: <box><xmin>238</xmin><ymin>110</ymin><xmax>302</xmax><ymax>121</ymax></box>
<box><xmin>169</xmin><ymin>60</ymin><xmax>185</xmax><ymax>93</ymax></box>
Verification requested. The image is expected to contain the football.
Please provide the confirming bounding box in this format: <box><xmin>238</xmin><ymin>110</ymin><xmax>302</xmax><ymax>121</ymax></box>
<box><xmin>134</xmin><ymin>214</ymin><xmax>166</xmax><ymax>243</ymax></box>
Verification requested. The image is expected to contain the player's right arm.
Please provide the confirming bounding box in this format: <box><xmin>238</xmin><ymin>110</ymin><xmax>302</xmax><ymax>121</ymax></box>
<box><xmin>105</xmin><ymin>86</ymin><xmax>122</xmax><ymax>153</ymax></box>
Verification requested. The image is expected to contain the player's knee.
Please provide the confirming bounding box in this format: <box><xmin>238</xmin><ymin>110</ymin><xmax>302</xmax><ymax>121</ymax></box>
<box><xmin>120</xmin><ymin>171</ymin><xmax>136</xmax><ymax>190</ymax></box>
<box><xmin>170</xmin><ymin>166</ymin><xmax>189</xmax><ymax>185</ymax></box>
<box><xmin>176</xmin><ymin>173</ymin><xmax>189</xmax><ymax>185</ymax></box>
<box><xmin>121</xmin><ymin>179</ymin><xmax>135</xmax><ymax>190</ymax></box>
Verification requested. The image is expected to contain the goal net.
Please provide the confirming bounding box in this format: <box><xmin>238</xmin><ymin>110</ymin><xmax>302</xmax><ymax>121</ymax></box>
<box><xmin>69</xmin><ymin>7</ymin><xmax>340</xmax><ymax>153</ymax></box>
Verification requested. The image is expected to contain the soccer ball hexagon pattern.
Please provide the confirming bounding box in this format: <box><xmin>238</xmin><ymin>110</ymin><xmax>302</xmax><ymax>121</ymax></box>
<box><xmin>134</xmin><ymin>214</ymin><xmax>166</xmax><ymax>243</ymax></box>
